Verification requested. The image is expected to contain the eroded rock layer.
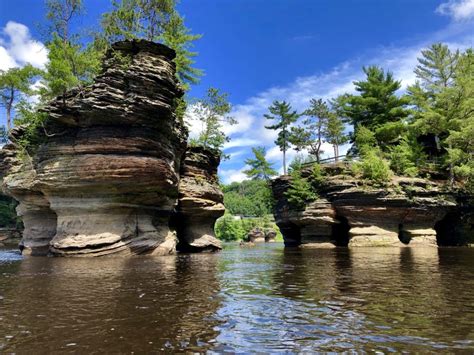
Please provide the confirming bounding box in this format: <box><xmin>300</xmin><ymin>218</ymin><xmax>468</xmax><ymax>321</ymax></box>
<box><xmin>0</xmin><ymin>40</ymin><xmax>224</xmax><ymax>256</ymax></box>
<box><xmin>175</xmin><ymin>146</ymin><xmax>224</xmax><ymax>252</ymax></box>
<box><xmin>272</xmin><ymin>164</ymin><xmax>472</xmax><ymax>248</ymax></box>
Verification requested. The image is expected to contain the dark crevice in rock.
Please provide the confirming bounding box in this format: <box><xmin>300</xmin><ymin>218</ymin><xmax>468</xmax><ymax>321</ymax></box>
<box><xmin>332</xmin><ymin>215</ymin><xmax>350</xmax><ymax>247</ymax></box>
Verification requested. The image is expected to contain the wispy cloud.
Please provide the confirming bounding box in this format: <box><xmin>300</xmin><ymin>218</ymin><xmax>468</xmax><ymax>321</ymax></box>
<box><xmin>437</xmin><ymin>0</ymin><xmax>474</xmax><ymax>21</ymax></box>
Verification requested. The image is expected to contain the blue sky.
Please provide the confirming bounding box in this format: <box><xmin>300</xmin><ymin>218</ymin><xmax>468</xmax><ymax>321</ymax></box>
<box><xmin>1</xmin><ymin>0</ymin><xmax>474</xmax><ymax>183</ymax></box>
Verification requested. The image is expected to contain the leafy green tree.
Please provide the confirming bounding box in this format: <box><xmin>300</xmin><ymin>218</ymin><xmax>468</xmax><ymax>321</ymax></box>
<box><xmin>191</xmin><ymin>87</ymin><xmax>235</xmax><ymax>154</ymax></box>
<box><xmin>244</xmin><ymin>146</ymin><xmax>277</xmax><ymax>180</ymax></box>
<box><xmin>290</xmin><ymin>98</ymin><xmax>329</xmax><ymax>163</ymax></box>
<box><xmin>222</xmin><ymin>179</ymin><xmax>274</xmax><ymax>217</ymax></box>
<box><xmin>214</xmin><ymin>214</ymin><xmax>245</xmax><ymax>241</ymax></box>
<box><xmin>265</xmin><ymin>100</ymin><xmax>299</xmax><ymax>174</ymax></box>
<box><xmin>42</xmin><ymin>0</ymin><xmax>100</xmax><ymax>99</ymax></box>
<box><xmin>0</xmin><ymin>64</ymin><xmax>41</xmax><ymax>130</ymax></box>
<box><xmin>340</xmin><ymin>66</ymin><xmax>409</xmax><ymax>146</ymax></box>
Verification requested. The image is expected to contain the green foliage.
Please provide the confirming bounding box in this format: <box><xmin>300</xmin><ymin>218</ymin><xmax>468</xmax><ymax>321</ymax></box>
<box><xmin>0</xmin><ymin>64</ymin><xmax>42</xmax><ymax>129</ymax></box>
<box><xmin>288</xmin><ymin>154</ymin><xmax>316</xmax><ymax>173</ymax></box>
<box><xmin>12</xmin><ymin>100</ymin><xmax>48</xmax><ymax>154</ymax></box>
<box><xmin>214</xmin><ymin>214</ymin><xmax>246</xmax><ymax>241</ymax></box>
<box><xmin>354</xmin><ymin>125</ymin><xmax>376</xmax><ymax>154</ymax></box>
<box><xmin>162</xmin><ymin>12</ymin><xmax>202</xmax><ymax>91</ymax></box>
<box><xmin>0</xmin><ymin>195</ymin><xmax>21</xmax><ymax>229</ymax></box>
<box><xmin>265</xmin><ymin>100</ymin><xmax>299</xmax><ymax>174</ymax></box>
<box><xmin>214</xmin><ymin>214</ymin><xmax>282</xmax><ymax>242</ymax></box>
<box><xmin>100</xmin><ymin>0</ymin><xmax>201</xmax><ymax>91</ymax></box>
<box><xmin>222</xmin><ymin>179</ymin><xmax>273</xmax><ymax>217</ymax></box>
<box><xmin>285</xmin><ymin>171</ymin><xmax>317</xmax><ymax>209</ymax></box>
<box><xmin>0</xmin><ymin>126</ymin><xmax>6</xmax><ymax>144</ymax></box>
<box><xmin>244</xmin><ymin>146</ymin><xmax>277</xmax><ymax>180</ymax></box>
<box><xmin>289</xmin><ymin>98</ymin><xmax>328</xmax><ymax>162</ymax></box>
<box><xmin>325</xmin><ymin>111</ymin><xmax>348</xmax><ymax>160</ymax></box>
<box><xmin>42</xmin><ymin>0</ymin><xmax>101</xmax><ymax>99</ymax></box>
<box><xmin>310</xmin><ymin>163</ymin><xmax>325</xmax><ymax>188</ymax></box>
<box><xmin>389</xmin><ymin>137</ymin><xmax>426</xmax><ymax>177</ymax></box>
<box><xmin>339</xmin><ymin>66</ymin><xmax>409</xmax><ymax>144</ymax></box>
<box><xmin>190</xmin><ymin>87</ymin><xmax>235</xmax><ymax>156</ymax></box>
<box><xmin>352</xmin><ymin>149</ymin><xmax>392</xmax><ymax>184</ymax></box>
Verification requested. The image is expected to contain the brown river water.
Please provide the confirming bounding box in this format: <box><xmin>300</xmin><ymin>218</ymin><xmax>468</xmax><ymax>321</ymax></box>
<box><xmin>0</xmin><ymin>243</ymin><xmax>473</xmax><ymax>353</ymax></box>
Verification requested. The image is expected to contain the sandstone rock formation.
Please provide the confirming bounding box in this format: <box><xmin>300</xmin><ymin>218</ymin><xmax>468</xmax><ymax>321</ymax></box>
<box><xmin>247</xmin><ymin>227</ymin><xmax>266</xmax><ymax>243</ymax></box>
<box><xmin>175</xmin><ymin>146</ymin><xmax>224</xmax><ymax>252</ymax></box>
<box><xmin>272</xmin><ymin>164</ymin><xmax>471</xmax><ymax>248</ymax></box>
<box><xmin>265</xmin><ymin>229</ymin><xmax>277</xmax><ymax>242</ymax></box>
<box><xmin>0</xmin><ymin>40</ymin><xmax>224</xmax><ymax>256</ymax></box>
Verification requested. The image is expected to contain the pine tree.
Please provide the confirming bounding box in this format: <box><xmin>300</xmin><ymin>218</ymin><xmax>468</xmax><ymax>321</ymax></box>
<box><xmin>265</xmin><ymin>101</ymin><xmax>299</xmax><ymax>174</ymax></box>
<box><xmin>0</xmin><ymin>65</ymin><xmax>41</xmax><ymax>130</ymax></box>
<box><xmin>414</xmin><ymin>43</ymin><xmax>459</xmax><ymax>91</ymax></box>
<box><xmin>341</xmin><ymin>66</ymin><xmax>409</xmax><ymax>142</ymax></box>
<box><xmin>244</xmin><ymin>147</ymin><xmax>277</xmax><ymax>180</ymax></box>
<box><xmin>324</xmin><ymin>112</ymin><xmax>348</xmax><ymax>161</ymax></box>
<box><xmin>408</xmin><ymin>44</ymin><xmax>462</xmax><ymax>184</ymax></box>
<box><xmin>162</xmin><ymin>12</ymin><xmax>202</xmax><ymax>91</ymax></box>
<box><xmin>289</xmin><ymin>98</ymin><xmax>329</xmax><ymax>163</ymax></box>
<box><xmin>191</xmin><ymin>87</ymin><xmax>236</xmax><ymax>154</ymax></box>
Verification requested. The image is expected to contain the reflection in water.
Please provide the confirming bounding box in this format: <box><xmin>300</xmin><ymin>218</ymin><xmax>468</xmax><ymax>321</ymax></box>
<box><xmin>0</xmin><ymin>254</ymin><xmax>221</xmax><ymax>352</ymax></box>
<box><xmin>0</xmin><ymin>244</ymin><xmax>473</xmax><ymax>352</ymax></box>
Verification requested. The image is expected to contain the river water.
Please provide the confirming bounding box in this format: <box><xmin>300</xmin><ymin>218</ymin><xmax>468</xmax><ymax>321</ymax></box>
<box><xmin>0</xmin><ymin>243</ymin><xmax>473</xmax><ymax>353</ymax></box>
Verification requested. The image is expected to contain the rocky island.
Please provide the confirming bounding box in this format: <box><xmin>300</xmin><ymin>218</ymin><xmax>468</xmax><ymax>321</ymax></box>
<box><xmin>272</xmin><ymin>164</ymin><xmax>473</xmax><ymax>248</ymax></box>
<box><xmin>0</xmin><ymin>40</ymin><xmax>224</xmax><ymax>256</ymax></box>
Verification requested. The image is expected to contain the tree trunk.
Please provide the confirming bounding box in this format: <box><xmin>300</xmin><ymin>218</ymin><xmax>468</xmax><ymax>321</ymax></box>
<box><xmin>6</xmin><ymin>88</ymin><xmax>14</xmax><ymax>130</ymax></box>
<box><xmin>333</xmin><ymin>145</ymin><xmax>337</xmax><ymax>162</ymax></box>
<box><xmin>283</xmin><ymin>148</ymin><xmax>287</xmax><ymax>175</ymax></box>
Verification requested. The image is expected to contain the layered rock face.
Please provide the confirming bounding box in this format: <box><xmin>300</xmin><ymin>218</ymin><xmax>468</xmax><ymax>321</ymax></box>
<box><xmin>0</xmin><ymin>40</ymin><xmax>223</xmax><ymax>256</ymax></box>
<box><xmin>175</xmin><ymin>146</ymin><xmax>224</xmax><ymax>252</ymax></box>
<box><xmin>272</xmin><ymin>165</ymin><xmax>470</xmax><ymax>248</ymax></box>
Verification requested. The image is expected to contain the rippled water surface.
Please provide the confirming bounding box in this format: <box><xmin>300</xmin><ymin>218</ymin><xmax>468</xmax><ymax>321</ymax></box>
<box><xmin>0</xmin><ymin>244</ymin><xmax>473</xmax><ymax>352</ymax></box>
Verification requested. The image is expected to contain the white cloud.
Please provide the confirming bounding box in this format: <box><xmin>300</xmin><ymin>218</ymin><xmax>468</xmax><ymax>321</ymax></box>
<box><xmin>219</xmin><ymin>167</ymin><xmax>248</xmax><ymax>184</ymax></box>
<box><xmin>0</xmin><ymin>21</ymin><xmax>47</xmax><ymax>70</ymax></box>
<box><xmin>437</xmin><ymin>0</ymin><xmax>474</xmax><ymax>21</ymax></box>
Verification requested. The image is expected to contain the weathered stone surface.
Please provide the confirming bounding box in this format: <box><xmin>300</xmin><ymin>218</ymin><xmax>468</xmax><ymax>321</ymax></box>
<box><xmin>247</xmin><ymin>227</ymin><xmax>265</xmax><ymax>243</ymax></box>
<box><xmin>175</xmin><ymin>146</ymin><xmax>224</xmax><ymax>252</ymax></box>
<box><xmin>1</xmin><ymin>40</ymin><xmax>224</xmax><ymax>257</ymax></box>
<box><xmin>265</xmin><ymin>229</ymin><xmax>277</xmax><ymax>242</ymax></box>
<box><xmin>271</xmin><ymin>165</ymin><xmax>468</xmax><ymax>248</ymax></box>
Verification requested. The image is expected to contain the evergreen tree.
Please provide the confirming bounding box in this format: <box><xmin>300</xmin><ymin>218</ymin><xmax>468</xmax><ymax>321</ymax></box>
<box><xmin>190</xmin><ymin>87</ymin><xmax>236</xmax><ymax>154</ymax></box>
<box><xmin>324</xmin><ymin>112</ymin><xmax>348</xmax><ymax>161</ymax></box>
<box><xmin>0</xmin><ymin>65</ymin><xmax>41</xmax><ymax>130</ymax></box>
<box><xmin>162</xmin><ymin>12</ymin><xmax>202</xmax><ymax>91</ymax></box>
<box><xmin>408</xmin><ymin>44</ymin><xmax>463</xmax><ymax>184</ymax></box>
<box><xmin>244</xmin><ymin>146</ymin><xmax>277</xmax><ymax>180</ymax></box>
<box><xmin>340</xmin><ymin>66</ymin><xmax>409</xmax><ymax>146</ymax></box>
<box><xmin>265</xmin><ymin>100</ymin><xmax>298</xmax><ymax>174</ymax></box>
<box><xmin>414</xmin><ymin>43</ymin><xmax>459</xmax><ymax>91</ymax></box>
<box><xmin>289</xmin><ymin>98</ymin><xmax>329</xmax><ymax>163</ymax></box>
